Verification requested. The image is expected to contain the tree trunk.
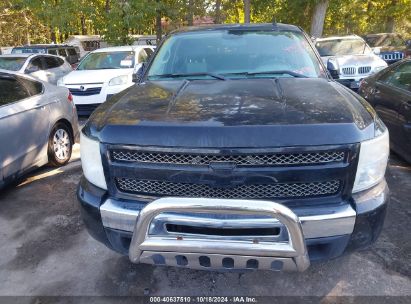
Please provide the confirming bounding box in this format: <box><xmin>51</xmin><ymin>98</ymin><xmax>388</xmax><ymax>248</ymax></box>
<box><xmin>243</xmin><ymin>0</ymin><xmax>250</xmax><ymax>23</ymax></box>
<box><xmin>156</xmin><ymin>0</ymin><xmax>162</xmax><ymax>43</ymax></box>
<box><xmin>50</xmin><ymin>27</ymin><xmax>56</xmax><ymax>44</ymax></box>
<box><xmin>310</xmin><ymin>0</ymin><xmax>329</xmax><ymax>37</ymax></box>
<box><xmin>215</xmin><ymin>0</ymin><xmax>222</xmax><ymax>24</ymax></box>
<box><xmin>23</xmin><ymin>10</ymin><xmax>30</xmax><ymax>45</ymax></box>
<box><xmin>385</xmin><ymin>17</ymin><xmax>395</xmax><ymax>32</ymax></box>
<box><xmin>81</xmin><ymin>15</ymin><xmax>87</xmax><ymax>35</ymax></box>
<box><xmin>187</xmin><ymin>0</ymin><xmax>194</xmax><ymax>26</ymax></box>
<box><xmin>105</xmin><ymin>0</ymin><xmax>110</xmax><ymax>13</ymax></box>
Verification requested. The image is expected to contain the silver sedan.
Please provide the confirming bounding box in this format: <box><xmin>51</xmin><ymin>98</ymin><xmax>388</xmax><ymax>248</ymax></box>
<box><xmin>0</xmin><ymin>53</ymin><xmax>72</xmax><ymax>84</ymax></box>
<box><xmin>0</xmin><ymin>70</ymin><xmax>79</xmax><ymax>188</ymax></box>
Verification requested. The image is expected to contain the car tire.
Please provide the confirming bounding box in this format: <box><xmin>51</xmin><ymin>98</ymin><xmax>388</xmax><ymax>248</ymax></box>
<box><xmin>48</xmin><ymin>122</ymin><xmax>73</xmax><ymax>167</ymax></box>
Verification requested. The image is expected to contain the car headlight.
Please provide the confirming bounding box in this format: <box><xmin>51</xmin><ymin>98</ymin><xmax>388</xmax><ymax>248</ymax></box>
<box><xmin>57</xmin><ymin>77</ymin><xmax>65</xmax><ymax>86</ymax></box>
<box><xmin>352</xmin><ymin>127</ymin><xmax>389</xmax><ymax>193</ymax></box>
<box><xmin>373</xmin><ymin>66</ymin><xmax>387</xmax><ymax>73</ymax></box>
<box><xmin>108</xmin><ymin>75</ymin><xmax>129</xmax><ymax>86</ymax></box>
<box><xmin>80</xmin><ymin>132</ymin><xmax>107</xmax><ymax>190</ymax></box>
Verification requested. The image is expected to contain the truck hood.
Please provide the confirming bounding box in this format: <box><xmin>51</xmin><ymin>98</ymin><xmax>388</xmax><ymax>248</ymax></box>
<box><xmin>61</xmin><ymin>68</ymin><xmax>133</xmax><ymax>85</ymax></box>
<box><xmin>86</xmin><ymin>78</ymin><xmax>376</xmax><ymax>148</ymax></box>
<box><xmin>321</xmin><ymin>54</ymin><xmax>386</xmax><ymax>67</ymax></box>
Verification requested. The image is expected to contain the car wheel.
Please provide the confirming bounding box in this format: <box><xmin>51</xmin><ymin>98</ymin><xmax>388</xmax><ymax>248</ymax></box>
<box><xmin>48</xmin><ymin>123</ymin><xmax>73</xmax><ymax>167</ymax></box>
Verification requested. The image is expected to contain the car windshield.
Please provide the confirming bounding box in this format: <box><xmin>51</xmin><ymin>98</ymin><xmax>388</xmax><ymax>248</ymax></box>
<box><xmin>0</xmin><ymin>57</ymin><xmax>27</xmax><ymax>71</ymax></box>
<box><xmin>147</xmin><ymin>30</ymin><xmax>323</xmax><ymax>80</ymax></box>
<box><xmin>365</xmin><ymin>34</ymin><xmax>405</xmax><ymax>47</ymax></box>
<box><xmin>316</xmin><ymin>39</ymin><xmax>371</xmax><ymax>56</ymax></box>
<box><xmin>77</xmin><ymin>51</ymin><xmax>135</xmax><ymax>70</ymax></box>
<box><xmin>12</xmin><ymin>48</ymin><xmax>45</xmax><ymax>54</ymax></box>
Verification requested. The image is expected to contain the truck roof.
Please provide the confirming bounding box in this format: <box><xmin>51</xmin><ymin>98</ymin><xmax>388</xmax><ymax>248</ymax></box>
<box><xmin>170</xmin><ymin>23</ymin><xmax>302</xmax><ymax>35</ymax></box>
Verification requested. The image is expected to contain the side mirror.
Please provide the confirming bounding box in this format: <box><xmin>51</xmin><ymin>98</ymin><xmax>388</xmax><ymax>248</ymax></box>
<box><xmin>327</xmin><ymin>58</ymin><xmax>339</xmax><ymax>79</ymax></box>
<box><xmin>132</xmin><ymin>62</ymin><xmax>146</xmax><ymax>83</ymax></box>
<box><xmin>373</xmin><ymin>47</ymin><xmax>381</xmax><ymax>55</ymax></box>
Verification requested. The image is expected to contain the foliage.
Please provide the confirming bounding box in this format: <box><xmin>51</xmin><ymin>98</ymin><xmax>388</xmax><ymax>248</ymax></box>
<box><xmin>1</xmin><ymin>0</ymin><xmax>410</xmax><ymax>46</ymax></box>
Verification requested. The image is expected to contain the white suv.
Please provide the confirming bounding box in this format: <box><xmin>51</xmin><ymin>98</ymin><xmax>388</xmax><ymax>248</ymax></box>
<box><xmin>57</xmin><ymin>46</ymin><xmax>155</xmax><ymax>115</ymax></box>
<box><xmin>315</xmin><ymin>35</ymin><xmax>387</xmax><ymax>89</ymax></box>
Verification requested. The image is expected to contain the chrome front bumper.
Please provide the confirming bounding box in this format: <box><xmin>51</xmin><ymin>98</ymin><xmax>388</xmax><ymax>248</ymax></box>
<box><xmin>127</xmin><ymin>198</ymin><xmax>311</xmax><ymax>271</ymax></box>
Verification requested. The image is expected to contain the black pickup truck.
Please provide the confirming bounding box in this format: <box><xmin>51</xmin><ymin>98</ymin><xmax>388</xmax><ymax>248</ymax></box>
<box><xmin>77</xmin><ymin>23</ymin><xmax>390</xmax><ymax>272</ymax></box>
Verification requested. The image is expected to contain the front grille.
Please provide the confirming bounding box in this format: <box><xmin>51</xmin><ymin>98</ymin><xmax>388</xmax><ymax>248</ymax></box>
<box><xmin>69</xmin><ymin>87</ymin><xmax>102</xmax><ymax>96</ymax></box>
<box><xmin>111</xmin><ymin>150</ymin><xmax>345</xmax><ymax>167</ymax></box>
<box><xmin>381</xmin><ymin>52</ymin><xmax>404</xmax><ymax>61</ymax></box>
<box><xmin>342</xmin><ymin>67</ymin><xmax>356</xmax><ymax>75</ymax></box>
<box><xmin>115</xmin><ymin>178</ymin><xmax>341</xmax><ymax>199</ymax></box>
<box><xmin>358</xmin><ymin>66</ymin><xmax>371</xmax><ymax>74</ymax></box>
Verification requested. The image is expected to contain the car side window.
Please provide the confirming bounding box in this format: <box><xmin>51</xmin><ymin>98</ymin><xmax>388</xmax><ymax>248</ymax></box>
<box><xmin>67</xmin><ymin>48</ymin><xmax>77</xmax><ymax>56</ymax></box>
<box><xmin>138</xmin><ymin>49</ymin><xmax>148</xmax><ymax>63</ymax></box>
<box><xmin>386</xmin><ymin>62</ymin><xmax>411</xmax><ymax>92</ymax></box>
<box><xmin>44</xmin><ymin>56</ymin><xmax>62</xmax><ymax>69</ymax></box>
<box><xmin>58</xmin><ymin>49</ymin><xmax>67</xmax><ymax>57</ymax></box>
<box><xmin>48</xmin><ymin>49</ymin><xmax>58</xmax><ymax>55</ymax></box>
<box><xmin>0</xmin><ymin>78</ymin><xmax>31</xmax><ymax>106</ymax></box>
<box><xmin>144</xmin><ymin>48</ymin><xmax>154</xmax><ymax>58</ymax></box>
<box><xmin>26</xmin><ymin>57</ymin><xmax>44</xmax><ymax>72</ymax></box>
<box><xmin>18</xmin><ymin>76</ymin><xmax>43</xmax><ymax>96</ymax></box>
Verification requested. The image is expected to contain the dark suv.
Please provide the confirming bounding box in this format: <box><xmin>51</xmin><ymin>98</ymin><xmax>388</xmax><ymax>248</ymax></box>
<box><xmin>12</xmin><ymin>44</ymin><xmax>80</xmax><ymax>65</ymax></box>
<box><xmin>77</xmin><ymin>23</ymin><xmax>389</xmax><ymax>272</ymax></box>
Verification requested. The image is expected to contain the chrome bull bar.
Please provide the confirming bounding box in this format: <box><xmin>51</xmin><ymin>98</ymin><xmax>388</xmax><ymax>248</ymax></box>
<box><xmin>128</xmin><ymin>198</ymin><xmax>310</xmax><ymax>271</ymax></box>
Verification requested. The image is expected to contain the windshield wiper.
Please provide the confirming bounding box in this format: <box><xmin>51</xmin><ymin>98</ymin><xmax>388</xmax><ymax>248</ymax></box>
<box><xmin>150</xmin><ymin>72</ymin><xmax>226</xmax><ymax>80</ymax></box>
<box><xmin>226</xmin><ymin>70</ymin><xmax>308</xmax><ymax>78</ymax></box>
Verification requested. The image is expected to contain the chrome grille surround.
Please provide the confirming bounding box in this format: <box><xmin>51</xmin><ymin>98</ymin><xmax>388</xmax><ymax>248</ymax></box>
<box><xmin>358</xmin><ymin>66</ymin><xmax>372</xmax><ymax>74</ymax></box>
<box><xmin>111</xmin><ymin>150</ymin><xmax>346</xmax><ymax>167</ymax></box>
<box><xmin>342</xmin><ymin>67</ymin><xmax>356</xmax><ymax>75</ymax></box>
<box><xmin>381</xmin><ymin>52</ymin><xmax>404</xmax><ymax>61</ymax></box>
<box><xmin>116</xmin><ymin>178</ymin><xmax>341</xmax><ymax>199</ymax></box>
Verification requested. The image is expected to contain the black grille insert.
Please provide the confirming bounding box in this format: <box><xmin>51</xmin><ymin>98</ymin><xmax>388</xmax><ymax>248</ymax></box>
<box><xmin>111</xmin><ymin>150</ymin><xmax>345</xmax><ymax>167</ymax></box>
<box><xmin>115</xmin><ymin>178</ymin><xmax>341</xmax><ymax>199</ymax></box>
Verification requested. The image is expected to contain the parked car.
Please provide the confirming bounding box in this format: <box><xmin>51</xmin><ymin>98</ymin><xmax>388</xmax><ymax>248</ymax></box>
<box><xmin>315</xmin><ymin>35</ymin><xmax>387</xmax><ymax>89</ymax></box>
<box><xmin>78</xmin><ymin>23</ymin><xmax>389</xmax><ymax>272</ymax></box>
<box><xmin>57</xmin><ymin>45</ymin><xmax>155</xmax><ymax>115</ymax></box>
<box><xmin>0</xmin><ymin>54</ymin><xmax>72</xmax><ymax>84</ymax></box>
<box><xmin>365</xmin><ymin>33</ymin><xmax>411</xmax><ymax>64</ymax></box>
<box><xmin>0</xmin><ymin>47</ymin><xmax>13</xmax><ymax>55</ymax></box>
<box><xmin>0</xmin><ymin>70</ymin><xmax>79</xmax><ymax>189</ymax></box>
<box><xmin>64</xmin><ymin>35</ymin><xmax>108</xmax><ymax>59</ymax></box>
<box><xmin>11</xmin><ymin>44</ymin><xmax>80</xmax><ymax>65</ymax></box>
<box><xmin>359</xmin><ymin>58</ymin><xmax>411</xmax><ymax>163</ymax></box>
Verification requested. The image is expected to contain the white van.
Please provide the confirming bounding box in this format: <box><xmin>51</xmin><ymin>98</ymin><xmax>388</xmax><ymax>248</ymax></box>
<box><xmin>64</xmin><ymin>35</ymin><xmax>108</xmax><ymax>59</ymax></box>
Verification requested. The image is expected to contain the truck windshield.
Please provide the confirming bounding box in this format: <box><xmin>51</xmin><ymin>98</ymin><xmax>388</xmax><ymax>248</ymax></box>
<box><xmin>77</xmin><ymin>51</ymin><xmax>135</xmax><ymax>70</ymax></box>
<box><xmin>148</xmin><ymin>30</ymin><xmax>323</xmax><ymax>80</ymax></box>
<box><xmin>0</xmin><ymin>57</ymin><xmax>26</xmax><ymax>71</ymax></box>
<box><xmin>316</xmin><ymin>39</ymin><xmax>371</xmax><ymax>56</ymax></box>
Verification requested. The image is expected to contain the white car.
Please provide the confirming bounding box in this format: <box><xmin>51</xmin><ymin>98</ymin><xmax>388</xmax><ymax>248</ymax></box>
<box><xmin>0</xmin><ymin>53</ymin><xmax>72</xmax><ymax>84</ymax></box>
<box><xmin>315</xmin><ymin>35</ymin><xmax>388</xmax><ymax>89</ymax></box>
<box><xmin>57</xmin><ymin>46</ymin><xmax>155</xmax><ymax>115</ymax></box>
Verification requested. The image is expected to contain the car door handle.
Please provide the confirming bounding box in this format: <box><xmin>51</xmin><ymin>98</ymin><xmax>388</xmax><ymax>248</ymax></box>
<box><xmin>35</xmin><ymin>104</ymin><xmax>46</xmax><ymax>110</ymax></box>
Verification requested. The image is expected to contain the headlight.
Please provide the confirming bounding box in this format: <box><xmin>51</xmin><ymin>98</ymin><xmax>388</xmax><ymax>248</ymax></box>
<box><xmin>373</xmin><ymin>66</ymin><xmax>387</xmax><ymax>73</ymax></box>
<box><xmin>108</xmin><ymin>75</ymin><xmax>129</xmax><ymax>86</ymax></box>
<box><xmin>80</xmin><ymin>132</ymin><xmax>107</xmax><ymax>190</ymax></box>
<box><xmin>352</xmin><ymin>129</ymin><xmax>389</xmax><ymax>193</ymax></box>
<box><xmin>57</xmin><ymin>77</ymin><xmax>65</xmax><ymax>86</ymax></box>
